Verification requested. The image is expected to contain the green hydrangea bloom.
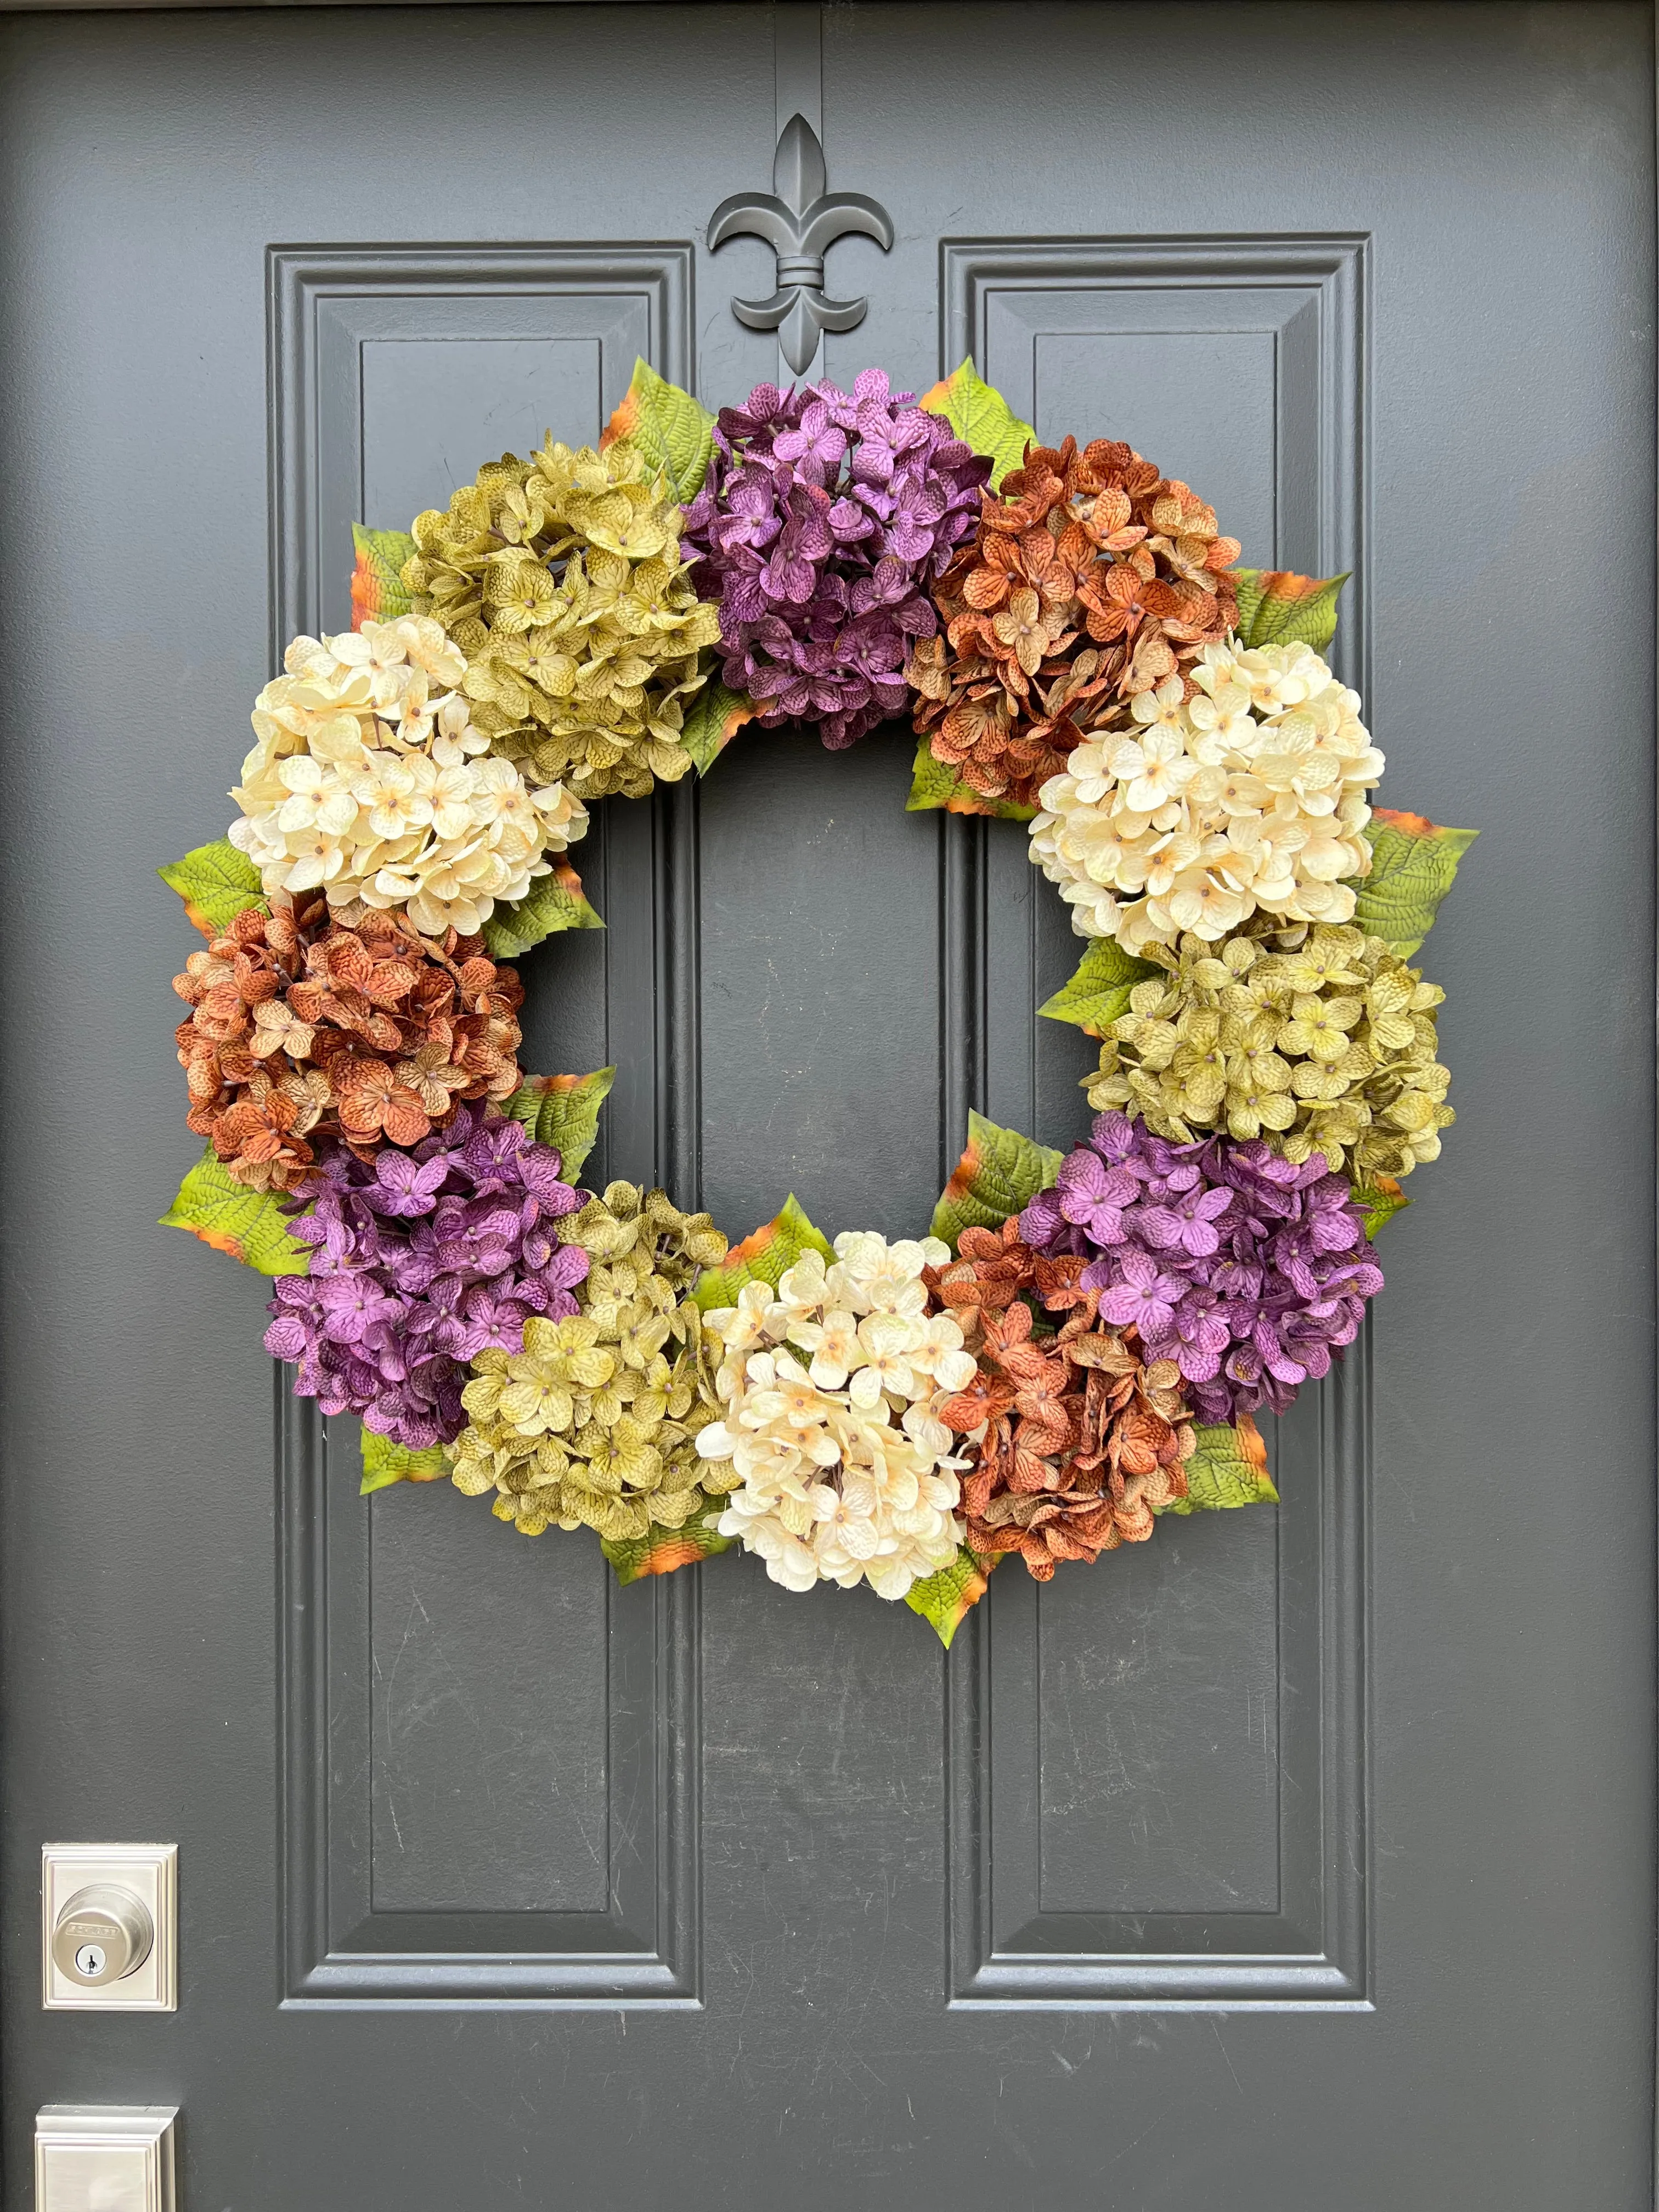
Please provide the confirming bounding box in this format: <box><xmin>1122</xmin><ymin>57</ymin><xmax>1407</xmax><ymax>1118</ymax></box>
<box><xmin>1085</xmin><ymin>921</ymin><xmax>1453</xmax><ymax>1180</ymax></box>
<box><xmin>447</xmin><ymin>1182</ymin><xmax>732</xmax><ymax>1541</ymax></box>
<box><xmin>402</xmin><ymin>440</ymin><xmax>721</xmax><ymax>803</ymax></box>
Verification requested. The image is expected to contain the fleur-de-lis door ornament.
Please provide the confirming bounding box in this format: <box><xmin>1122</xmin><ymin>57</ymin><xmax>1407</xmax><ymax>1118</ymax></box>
<box><xmin>708</xmin><ymin>112</ymin><xmax>894</xmax><ymax>376</ymax></box>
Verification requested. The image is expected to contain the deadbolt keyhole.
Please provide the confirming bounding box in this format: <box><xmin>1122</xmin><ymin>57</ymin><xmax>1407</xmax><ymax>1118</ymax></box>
<box><xmin>50</xmin><ymin>1886</ymin><xmax>153</xmax><ymax>1988</ymax></box>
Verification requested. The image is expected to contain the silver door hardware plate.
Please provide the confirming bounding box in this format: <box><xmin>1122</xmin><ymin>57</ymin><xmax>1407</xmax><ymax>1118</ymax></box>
<box><xmin>42</xmin><ymin>1845</ymin><xmax>176</xmax><ymax>2011</ymax></box>
<box><xmin>35</xmin><ymin>2106</ymin><xmax>177</xmax><ymax>2212</ymax></box>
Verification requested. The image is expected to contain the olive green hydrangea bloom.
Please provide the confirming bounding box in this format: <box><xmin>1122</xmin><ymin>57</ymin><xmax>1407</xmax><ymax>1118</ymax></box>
<box><xmin>401</xmin><ymin>439</ymin><xmax>722</xmax><ymax>803</ymax></box>
<box><xmin>1085</xmin><ymin>922</ymin><xmax>1453</xmax><ymax>1180</ymax></box>
<box><xmin>447</xmin><ymin>1183</ymin><xmax>732</xmax><ymax>1540</ymax></box>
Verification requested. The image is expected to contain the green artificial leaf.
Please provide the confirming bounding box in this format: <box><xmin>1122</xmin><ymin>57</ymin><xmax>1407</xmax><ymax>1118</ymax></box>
<box><xmin>693</xmin><ymin>1195</ymin><xmax>836</xmax><ymax>1312</ymax></box>
<box><xmin>906</xmin><ymin>735</ymin><xmax>1039</xmax><ymax>822</ymax></box>
<box><xmin>919</xmin><ymin>357</ymin><xmax>1036</xmax><ymax>494</ymax></box>
<box><xmin>600</xmin><ymin>357</ymin><xmax>717</xmax><ymax>504</ymax></box>
<box><xmin>1354</xmin><ymin>1174</ymin><xmax>1410</xmax><ymax>1239</ymax></box>
<box><xmin>360</xmin><ymin>1426</ymin><xmax>448</xmax><ymax>1494</ymax></box>
<box><xmin>905</xmin><ymin>1547</ymin><xmax>997</xmax><ymax>1649</ymax></box>
<box><xmin>1037</xmin><ymin>937</ymin><xmax>1161</xmax><ymax>1035</ymax></box>
<box><xmin>159</xmin><ymin>1144</ymin><xmax>308</xmax><ymax>1276</ymax></box>
<box><xmin>1348</xmin><ymin>807</ymin><xmax>1479</xmax><ymax>957</ymax></box>
<box><xmin>1231</xmin><ymin>568</ymin><xmax>1267</xmax><ymax>641</ymax></box>
<box><xmin>681</xmin><ymin>675</ymin><xmax>757</xmax><ymax>775</ymax></box>
<box><xmin>157</xmin><ymin>838</ymin><xmax>267</xmax><ymax>938</ymax></box>
<box><xmin>1230</xmin><ymin>566</ymin><xmax>1350</xmax><ymax>653</ymax></box>
<box><xmin>930</xmin><ymin>1110</ymin><xmax>1063</xmax><ymax>1254</ymax></box>
<box><xmin>1159</xmin><ymin>1414</ymin><xmax>1279</xmax><ymax>1516</ymax></box>
<box><xmin>602</xmin><ymin>1500</ymin><xmax>735</xmax><ymax>1586</ymax></box>
<box><xmin>503</xmin><ymin>1066</ymin><xmax>616</xmax><ymax>1182</ymax></box>
<box><xmin>481</xmin><ymin>860</ymin><xmax>606</xmax><ymax>960</ymax></box>
<box><xmin>351</xmin><ymin>523</ymin><xmax>419</xmax><ymax>628</ymax></box>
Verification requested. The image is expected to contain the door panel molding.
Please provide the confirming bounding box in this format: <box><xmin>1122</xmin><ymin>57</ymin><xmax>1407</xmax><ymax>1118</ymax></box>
<box><xmin>267</xmin><ymin>242</ymin><xmax>693</xmax><ymax>662</ymax></box>
<box><xmin>940</xmin><ymin>233</ymin><xmax>1368</xmax><ymax>686</ymax></box>
<box><xmin>946</xmin><ymin>233</ymin><xmax>1372</xmax><ymax>2008</ymax></box>
<box><xmin>278</xmin><ymin>1388</ymin><xmax>703</xmax><ymax>2007</ymax></box>
<box><xmin>268</xmin><ymin>243</ymin><xmax>703</xmax><ymax>2007</ymax></box>
<box><xmin>267</xmin><ymin>240</ymin><xmax>697</xmax><ymax>1185</ymax></box>
<box><xmin>951</xmin><ymin>233</ymin><xmax>1370</xmax><ymax>1152</ymax></box>
<box><xmin>947</xmin><ymin>1354</ymin><xmax>1370</xmax><ymax>2009</ymax></box>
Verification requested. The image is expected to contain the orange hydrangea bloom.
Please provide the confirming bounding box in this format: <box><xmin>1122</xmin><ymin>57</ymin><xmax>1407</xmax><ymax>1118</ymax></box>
<box><xmin>910</xmin><ymin>438</ymin><xmax>1239</xmax><ymax>809</ymax></box>
<box><xmin>925</xmin><ymin>1221</ymin><xmax>1196</xmax><ymax>1580</ymax></box>
<box><xmin>173</xmin><ymin>894</ymin><xmax>523</xmax><ymax>1191</ymax></box>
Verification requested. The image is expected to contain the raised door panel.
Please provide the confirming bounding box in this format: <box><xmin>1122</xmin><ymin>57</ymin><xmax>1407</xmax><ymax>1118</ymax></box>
<box><xmin>943</xmin><ymin>240</ymin><xmax>1369</xmax><ymax>2006</ymax></box>
<box><xmin>270</xmin><ymin>248</ymin><xmax>702</xmax><ymax>2005</ymax></box>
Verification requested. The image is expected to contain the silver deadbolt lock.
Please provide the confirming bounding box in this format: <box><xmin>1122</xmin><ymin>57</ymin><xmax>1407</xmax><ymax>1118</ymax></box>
<box><xmin>42</xmin><ymin>1844</ymin><xmax>176</xmax><ymax>2009</ymax></box>
<box><xmin>51</xmin><ymin>1884</ymin><xmax>154</xmax><ymax>1988</ymax></box>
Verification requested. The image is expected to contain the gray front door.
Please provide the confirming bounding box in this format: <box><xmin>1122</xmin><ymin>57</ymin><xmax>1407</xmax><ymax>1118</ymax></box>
<box><xmin>3</xmin><ymin>4</ymin><xmax>1654</xmax><ymax>2206</ymax></box>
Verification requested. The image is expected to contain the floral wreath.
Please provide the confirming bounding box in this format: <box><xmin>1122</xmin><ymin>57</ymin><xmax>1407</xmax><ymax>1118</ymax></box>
<box><xmin>159</xmin><ymin>359</ymin><xmax>1475</xmax><ymax>1646</ymax></box>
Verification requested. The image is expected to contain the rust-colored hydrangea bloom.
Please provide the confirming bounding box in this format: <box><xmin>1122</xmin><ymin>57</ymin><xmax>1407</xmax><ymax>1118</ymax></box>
<box><xmin>173</xmin><ymin>894</ymin><xmax>524</xmax><ymax>1191</ymax></box>
<box><xmin>909</xmin><ymin>438</ymin><xmax>1240</xmax><ymax>808</ymax></box>
<box><xmin>925</xmin><ymin>1220</ymin><xmax>1195</xmax><ymax>1579</ymax></box>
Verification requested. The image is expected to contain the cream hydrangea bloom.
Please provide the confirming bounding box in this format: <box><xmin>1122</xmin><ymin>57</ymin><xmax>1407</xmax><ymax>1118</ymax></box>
<box><xmin>228</xmin><ymin>616</ymin><xmax>587</xmax><ymax>939</ymax></box>
<box><xmin>696</xmin><ymin>1233</ymin><xmax>977</xmax><ymax>1600</ymax></box>
<box><xmin>1028</xmin><ymin>638</ymin><xmax>1385</xmax><ymax>955</ymax></box>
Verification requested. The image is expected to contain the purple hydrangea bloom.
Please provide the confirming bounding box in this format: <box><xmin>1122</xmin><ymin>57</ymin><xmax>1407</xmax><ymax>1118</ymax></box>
<box><xmin>1021</xmin><ymin>1111</ymin><xmax>1383</xmax><ymax>1425</ymax></box>
<box><xmin>681</xmin><ymin>369</ymin><xmax>990</xmax><ymax>748</ymax></box>
<box><xmin>263</xmin><ymin>1104</ymin><xmax>590</xmax><ymax>1450</ymax></box>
